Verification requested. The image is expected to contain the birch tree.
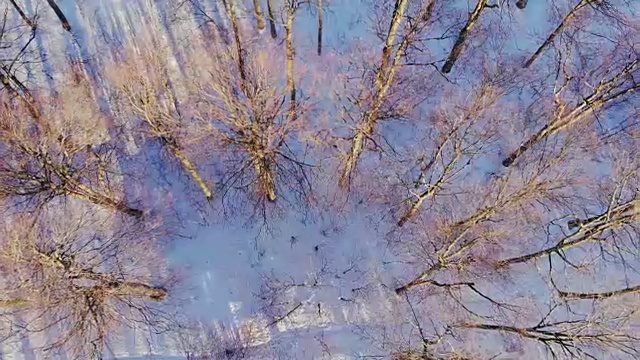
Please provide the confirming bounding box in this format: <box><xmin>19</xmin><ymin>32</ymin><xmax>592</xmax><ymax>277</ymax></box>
<box><xmin>108</xmin><ymin>34</ymin><xmax>215</xmax><ymax>201</ymax></box>
<box><xmin>8</xmin><ymin>0</ymin><xmax>36</xmax><ymax>30</ymax></box>
<box><xmin>503</xmin><ymin>45</ymin><xmax>638</xmax><ymax>166</ymax></box>
<box><xmin>338</xmin><ymin>0</ymin><xmax>437</xmax><ymax>188</ymax></box>
<box><xmin>191</xmin><ymin>34</ymin><xmax>312</xmax><ymax>218</ymax></box>
<box><xmin>253</xmin><ymin>0</ymin><xmax>266</xmax><ymax>30</ymax></box>
<box><xmin>440</xmin><ymin>0</ymin><xmax>497</xmax><ymax>74</ymax></box>
<box><xmin>0</xmin><ymin>65</ymin><xmax>144</xmax><ymax>217</ymax></box>
<box><xmin>284</xmin><ymin>0</ymin><xmax>298</xmax><ymax>119</ymax></box>
<box><xmin>0</xmin><ymin>201</ymin><xmax>173</xmax><ymax>359</ymax></box>
<box><xmin>391</xmin><ymin>74</ymin><xmax>509</xmax><ymax>227</ymax></box>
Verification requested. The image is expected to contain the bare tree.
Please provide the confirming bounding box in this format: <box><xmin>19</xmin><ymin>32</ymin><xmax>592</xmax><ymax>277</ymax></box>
<box><xmin>384</xmin><ymin>141</ymin><xmax>639</xmax><ymax>357</ymax></box>
<box><xmin>394</xmin><ymin>157</ymin><xmax>577</xmax><ymax>294</ymax></box>
<box><xmin>1</xmin><ymin>0</ymin><xmax>637</xmax><ymax>359</ymax></box>
<box><xmin>338</xmin><ymin>0</ymin><xmax>437</xmax><ymax>188</ymax></box>
<box><xmin>392</xmin><ymin>75</ymin><xmax>507</xmax><ymax>227</ymax></box>
<box><xmin>188</xmin><ymin>18</ymin><xmax>312</xmax><ymax>219</ymax></box>
<box><xmin>0</xmin><ymin>9</ymin><xmax>39</xmax><ymax>119</ymax></box>
<box><xmin>502</xmin><ymin>56</ymin><xmax>638</xmax><ymax>167</ymax></box>
<box><xmin>0</xmin><ymin>200</ymin><xmax>173</xmax><ymax>359</ymax></box>
<box><xmin>108</xmin><ymin>33</ymin><xmax>215</xmax><ymax>201</ymax></box>
<box><xmin>0</xmin><ymin>64</ymin><xmax>143</xmax><ymax>217</ymax></box>
<box><xmin>522</xmin><ymin>0</ymin><xmax>590</xmax><ymax>69</ymax></box>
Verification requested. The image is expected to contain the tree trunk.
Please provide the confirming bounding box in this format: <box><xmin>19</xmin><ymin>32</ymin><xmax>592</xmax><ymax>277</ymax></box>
<box><xmin>523</xmin><ymin>0</ymin><xmax>588</xmax><ymax>68</ymax></box>
<box><xmin>267</xmin><ymin>0</ymin><xmax>278</xmax><ymax>38</ymax></box>
<box><xmin>9</xmin><ymin>0</ymin><xmax>36</xmax><ymax>30</ymax></box>
<box><xmin>377</xmin><ymin>0</ymin><xmax>408</xmax><ymax>89</ymax></box>
<box><xmin>255</xmin><ymin>157</ymin><xmax>277</xmax><ymax>202</ymax></box>
<box><xmin>0</xmin><ymin>299</ymin><xmax>29</xmax><ymax>308</ymax></box>
<box><xmin>285</xmin><ymin>4</ymin><xmax>296</xmax><ymax>120</ymax></box>
<box><xmin>339</xmin><ymin>130</ymin><xmax>366</xmax><ymax>188</ymax></box>
<box><xmin>68</xmin><ymin>182</ymin><xmax>144</xmax><ymax>218</ymax></box>
<box><xmin>228</xmin><ymin>0</ymin><xmax>248</xmax><ymax>89</ymax></box>
<box><xmin>395</xmin><ymin>264</ymin><xmax>443</xmax><ymax>295</ymax></box>
<box><xmin>45</xmin><ymin>0</ymin><xmax>71</xmax><ymax>32</ymax></box>
<box><xmin>253</xmin><ymin>0</ymin><xmax>266</xmax><ymax>30</ymax></box>
<box><xmin>496</xmin><ymin>199</ymin><xmax>639</xmax><ymax>267</ymax></box>
<box><xmin>108</xmin><ymin>281</ymin><xmax>168</xmax><ymax>301</ymax></box>
<box><xmin>441</xmin><ymin>0</ymin><xmax>487</xmax><ymax>74</ymax></box>
<box><xmin>317</xmin><ymin>0</ymin><xmax>323</xmax><ymax>56</ymax></box>
<box><xmin>501</xmin><ymin>130</ymin><xmax>543</xmax><ymax>167</ymax></box>
<box><xmin>503</xmin><ymin>59</ymin><xmax>638</xmax><ymax>166</ymax></box>
<box><xmin>558</xmin><ymin>285</ymin><xmax>640</xmax><ymax>300</ymax></box>
<box><xmin>220</xmin><ymin>0</ymin><xmax>229</xmax><ymax>12</ymax></box>
<box><xmin>397</xmin><ymin>194</ymin><xmax>429</xmax><ymax>227</ymax></box>
<box><xmin>163</xmin><ymin>139</ymin><xmax>214</xmax><ymax>200</ymax></box>
<box><xmin>339</xmin><ymin>0</ymin><xmax>410</xmax><ymax>188</ymax></box>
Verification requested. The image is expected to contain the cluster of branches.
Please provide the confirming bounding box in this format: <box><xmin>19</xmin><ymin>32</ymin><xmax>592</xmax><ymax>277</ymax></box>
<box><xmin>0</xmin><ymin>201</ymin><xmax>174</xmax><ymax>359</ymax></box>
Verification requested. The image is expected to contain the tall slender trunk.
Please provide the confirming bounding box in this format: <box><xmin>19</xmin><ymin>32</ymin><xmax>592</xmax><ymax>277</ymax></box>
<box><xmin>108</xmin><ymin>281</ymin><xmax>168</xmax><ymax>300</ymax></box>
<box><xmin>397</xmin><ymin>134</ymin><xmax>452</xmax><ymax>226</ymax></box>
<box><xmin>397</xmin><ymin>187</ymin><xmax>436</xmax><ymax>227</ymax></box>
<box><xmin>339</xmin><ymin>0</ymin><xmax>409</xmax><ymax>188</ymax></box>
<box><xmin>266</xmin><ymin>0</ymin><xmax>278</xmax><ymax>38</ymax></box>
<box><xmin>339</xmin><ymin>130</ymin><xmax>366</xmax><ymax>188</ymax></box>
<box><xmin>377</xmin><ymin>0</ymin><xmax>408</xmax><ymax>90</ymax></box>
<box><xmin>285</xmin><ymin>4</ymin><xmax>296</xmax><ymax>119</ymax></box>
<box><xmin>395</xmin><ymin>264</ymin><xmax>443</xmax><ymax>295</ymax></box>
<box><xmin>0</xmin><ymin>299</ymin><xmax>29</xmax><ymax>308</ymax></box>
<box><xmin>220</xmin><ymin>0</ymin><xmax>229</xmax><ymax>12</ymax></box>
<box><xmin>45</xmin><ymin>0</ymin><xmax>72</xmax><ymax>32</ymax></box>
<box><xmin>1</xmin><ymin>61</ymin><xmax>56</xmax><ymax>141</ymax></box>
<box><xmin>227</xmin><ymin>0</ymin><xmax>248</xmax><ymax>90</ymax></box>
<box><xmin>317</xmin><ymin>0</ymin><xmax>323</xmax><ymax>56</ymax></box>
<box><xmin>523</xmin><ymin>0</ymin><xmax>588</xmax><ymax>68</ymax></box>
<box><xmin>558</xmin><ymin>285</ymin><xmax>640</xmax><ymax>300</ymax></box>
<box><xmin>496</xmin><ymin>199</ymin><xmax>639</xmax><ymax>267</ymax></box>
<box><xmin>9</xmin><ymin>0</ymin><xmax>36</xmax><ymax>30</ymax></box>
<box><xmin>163</xmin><ymin>138</ymin><xmax>213</xmax><ymax>200</ymax></box>
<box><xmin>145</xmin><ymin>112</ymin><xmax>214</xmax><ymax>200</ymax></box>
<box><xmin>441</xmin><ymin>0</ymin><xmax>488</xmax><ymax>74</ymax></box>
<box><xmin>250</xmin><ymin>119</ymin><xmax>277</xmax><ymax>201</ymax></box>
<box><xmin>501</xmin><ymin>129</ymin><xmax>544</xmax><ymax>167</ymax></box>
<box><xmin>67</xmin><ymin>181</ymin><xmax>144</xmax><ymax>218</ymax></box>
<box><xmin>503</xmin><ymin>59</ymin><xmax>638</xmax><ymax>167</ymax></box>
<box><xmin>253</xmin><ymin>0</ymin><xmax>266</xmax><ymax>30</ymax></box>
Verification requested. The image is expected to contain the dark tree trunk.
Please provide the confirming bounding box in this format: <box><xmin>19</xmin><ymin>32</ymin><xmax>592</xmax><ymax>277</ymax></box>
<box><xmin>45</xmin><ymin>0</ymin><xmax>72</xmax><ymax>32</ymax></box>
<box><xmin>267</xmin><ymin>0</ymin><xmax>278</xmax><ymax>38</ymax></box>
